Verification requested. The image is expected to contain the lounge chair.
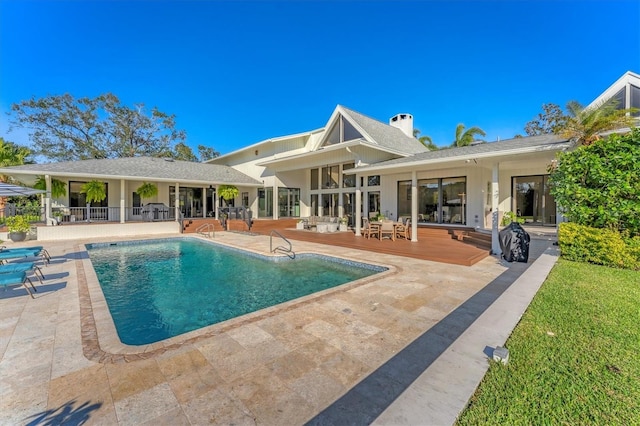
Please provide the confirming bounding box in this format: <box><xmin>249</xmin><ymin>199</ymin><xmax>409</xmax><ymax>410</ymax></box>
<box><xmin>0</xmin><ymin>246</ymin><xmax>51</xmax><ymax>264</ymax></box>
<box><xmin>0</xmin><ymin>271</ymin><xmax>37</xmax><ymax>298</ymax></box>
<box><xmin>0</xmin><ymin>261</ymin><xmax>45</xmax><ymax>284</ymax></box>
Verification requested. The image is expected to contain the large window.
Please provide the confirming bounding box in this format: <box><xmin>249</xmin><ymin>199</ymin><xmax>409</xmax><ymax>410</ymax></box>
<box><xmin>632</xmin><ymin>85</ymin><xmax>640</xmax><ymax>116</ymax></box>
<box><xmin>322</xmin><ymin>165</ymin><xmax>340</xmax><ymax>189</ymax></box>
<box><xmin>278</xmin><ymin>187</ymin><xmax>300</xmax><ymax>218</ymax></box>
<box><xmin>70</xmin><ymin>181</ymin><xmax>109</xmax><ymax>220</ymax></box>
<box><xmin>368</xmin><ymin>191</ymin><xmax>380</xmax><ymax>218</ymax></box>
<box><xmin>342</xmin><ymin>163</ymin><xmax>355</xmax><ymax>188</ymax></box>
<box><xmin>512</xmin><ymin>175</ymin><xmax>556</xmax><ymax>226</ymax></box>
<box><xmin>322</xmin><ymin>193</ymin><xmax>338</xmax><ymax>217</ymax></box>
<box><xmin>258</xmin><ymin>188</ymin><xmax>273</xmax><ymax>218</ymax></box>
<box><xmin>397</xmin><ymin>177</ymin><xmax>467</xmax><ymax>224</ymax></box>
<box><xmin>310</xmin><ymin>168</ymin><xmax>319</xmax><ymax>190</ymax></box>
<box><xmin>170</xmin><ymin>186</ymin><xmax>203</xmax><ymax>218</ymax></box>
<box><xmin>343</xmin><ymin>192</ymin><xmax>355</xmax><ymax>225</ymax></box>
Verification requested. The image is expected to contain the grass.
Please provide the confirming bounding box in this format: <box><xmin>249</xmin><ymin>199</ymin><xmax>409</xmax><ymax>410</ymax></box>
<box><xmin>457</xmin><ymin>259</ymin><xmax>640</xmax><ymax>425</ymax></box>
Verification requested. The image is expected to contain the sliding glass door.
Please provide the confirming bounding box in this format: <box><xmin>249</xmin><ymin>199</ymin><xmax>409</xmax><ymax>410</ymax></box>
<box><xmin>512</xmin><ymin>175</ymin><xmax>556</xmax><ymax>226</ymax></box>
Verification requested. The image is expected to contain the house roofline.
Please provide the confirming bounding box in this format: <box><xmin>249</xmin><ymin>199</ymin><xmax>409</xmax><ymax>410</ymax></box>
<box><xmin>351</xmin><ymin>141</ymin><xmax>573</xmax><ymax>173</ymax></box>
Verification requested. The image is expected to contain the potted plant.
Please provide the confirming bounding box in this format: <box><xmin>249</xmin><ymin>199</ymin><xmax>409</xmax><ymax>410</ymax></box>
<box><xmin>339</xmin><ymin>216</ymin><xmax>348</xmax><ymax>231</ymax></box>
<box><xmin>80</xmin><ymin>180</ymin><xmax>107</xmax><ymax>222</ymax></box>
<box><xmin>136</xmin><ymin>182</ymin><xmax>158</xmax><ymax>201</ymax></box>
<box><xmin>6</xmin><ymin>215</ymin><xmax>31</xmax><ymax>242</ymax></box>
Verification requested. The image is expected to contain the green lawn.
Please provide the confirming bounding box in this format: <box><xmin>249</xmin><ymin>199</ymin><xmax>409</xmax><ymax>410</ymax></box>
<box><xmin>457</xmin><ymin>259</ymin><xmax>640</xmax><ymax>425</ymax></box>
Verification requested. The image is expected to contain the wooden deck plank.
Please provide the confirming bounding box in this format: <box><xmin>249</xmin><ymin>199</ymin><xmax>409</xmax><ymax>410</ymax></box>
<box><xmin>250</xmin><ymin>220</ymin><xmax>490</xmax><ymax>266</ymax></box>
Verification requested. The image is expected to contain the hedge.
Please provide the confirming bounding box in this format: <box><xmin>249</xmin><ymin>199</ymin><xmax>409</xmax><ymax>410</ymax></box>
<box><xmin>558</xmin><ymin>222</ymin><xmax>640</xmax><ymax>270</ymax></box>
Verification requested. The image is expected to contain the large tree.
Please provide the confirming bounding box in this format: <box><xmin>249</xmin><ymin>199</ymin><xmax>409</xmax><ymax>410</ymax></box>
<box><xmin>452</xmin><ymin>123</ymin><xmax>486</xmax><ymax>147</ymax></box>
<box><xmin>525</xmin><ymin>99</ymin><xmax>636</xmax><ymax>145</ymax></box>
<box><xmin>9</xmin><ymin>93</ymin><xmax>188</xmax><ymax>161</ymax></box>
<box><xmin>198</xmin><ymin>144</ymin><xmax>220</xmax><ymax>161</ymax></box>
<box><xmin>524</xmin><ymin>103</ymin><xmax>569</xmax><ymax>136</ymax></box>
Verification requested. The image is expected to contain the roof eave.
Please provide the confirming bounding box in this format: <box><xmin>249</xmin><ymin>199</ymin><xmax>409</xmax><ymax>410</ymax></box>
<box><xmin>353</xmin><ymin>141</ymin><xmax>573</xmax><ymax>173</ymax></box>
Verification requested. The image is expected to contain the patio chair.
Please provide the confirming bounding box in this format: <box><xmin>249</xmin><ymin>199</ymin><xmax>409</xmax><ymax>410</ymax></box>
<box><xmin>395</xmin><ymin>218</ymin><xmax>410</xmax><ymax>240</ymax></box>
<box><xmin>0</xmin><ymin>261</ymin><xmax>45</xmax><ymax>284</ymax></box>
<box><xmin>0</xmin><ymin>271</ymin><xmax>37</xmax><ymax>298</ymax></box>
<box><xmin>361</xmin><ymin>217</ymin><xmax>380</xmax><ymax>239</ymax></box>
<box><xmin>380</xmin><ymin>220</ymin><xmax>395</xmax><ymax>241</ymax></box>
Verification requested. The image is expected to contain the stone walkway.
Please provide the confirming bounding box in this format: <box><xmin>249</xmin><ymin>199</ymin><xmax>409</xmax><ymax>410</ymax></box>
<box><xmin>0</xmin><ymin>232</ymin><xmax>556</xmax><ymax>425</ymax></box>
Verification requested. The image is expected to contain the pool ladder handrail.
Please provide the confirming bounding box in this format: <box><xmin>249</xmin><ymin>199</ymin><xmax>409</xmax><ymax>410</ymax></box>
<box><xmin>196</xmin><ymin>223</ymin><xmax>215</xmax><ymax>238</ymax></box>
<box><xmin>270</xmin><ymin>230</ymin><xmax>295</xmax><ymax>259</ymax></box>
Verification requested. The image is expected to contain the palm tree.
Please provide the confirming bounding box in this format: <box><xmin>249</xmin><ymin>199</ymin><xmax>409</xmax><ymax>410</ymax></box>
<box><xmin>561</xmin><ymin>99</ymin><xmax>637</xmax><ymax>145</ymax></box>
<box><xmin>452</xmin><ymin>123</ymin><xmax>486</xmax><ymax>147</ymax></box>
<box><xmin>0</xmin><ymin>138</ymin><xmax>31</xmax><ymax>182</ymax></box>
<box><xmin>413</xmin><ymin>129</ymin><xmax>439</xmax><ymax>151</ymax></box>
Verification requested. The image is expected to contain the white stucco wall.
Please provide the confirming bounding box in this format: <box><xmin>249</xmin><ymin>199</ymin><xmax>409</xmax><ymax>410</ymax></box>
<box><xmin>15</xmin><ymin>222</ymin><xmax>181</xmax><ymax>242</ymax></box>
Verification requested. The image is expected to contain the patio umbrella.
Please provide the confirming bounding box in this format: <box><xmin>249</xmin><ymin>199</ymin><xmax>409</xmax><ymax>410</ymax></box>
<box><xmin>0</xmin><ymin>182</ymin><xmax>46</xmax><ymax>197</ymax></box>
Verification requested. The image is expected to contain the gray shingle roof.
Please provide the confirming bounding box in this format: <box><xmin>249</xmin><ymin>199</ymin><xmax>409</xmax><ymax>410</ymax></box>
<box><xmin>0</xmin><ymin>156</ymin><xmax>262</xmax><ymax>185</ymax></box>
<box><xmin>355</xmin><ymin>134</ymin><xmax>574</xmax><ymax>170</ymax></box>
<box><xmin>340</xmin><ymin>106</ymin><xmax>429</xmax><ymax>155</ymax></box>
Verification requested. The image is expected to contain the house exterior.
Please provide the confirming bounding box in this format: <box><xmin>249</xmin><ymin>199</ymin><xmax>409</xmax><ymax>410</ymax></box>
<box><xmin>1</xmin><ymin>71</ymin><xmax>635</xmax><ymax>252</ymax></box>
<box><xmin>207</xmin><ymin>108</ymin><xmax>570</xmax><ymax>254</ymax></box>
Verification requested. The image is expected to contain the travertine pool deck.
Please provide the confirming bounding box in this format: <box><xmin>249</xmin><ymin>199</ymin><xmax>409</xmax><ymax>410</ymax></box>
<box><xmin>0</xmin><ymin>232</ymin><xmax>556</xmax><ymax>425</ymax></box>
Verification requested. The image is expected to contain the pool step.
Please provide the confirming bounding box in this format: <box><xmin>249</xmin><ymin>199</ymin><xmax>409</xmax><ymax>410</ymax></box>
<box><xmin>182</xmin><ymin>219</ymin><xmax>224</xmax><ymax>233</ymax></box>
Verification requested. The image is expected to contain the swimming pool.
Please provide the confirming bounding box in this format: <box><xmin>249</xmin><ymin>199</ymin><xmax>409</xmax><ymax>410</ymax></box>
<box><xmin>87</xmin><ymin>238</ymin><xmax>386</xmax><ymax>345</ymax></box>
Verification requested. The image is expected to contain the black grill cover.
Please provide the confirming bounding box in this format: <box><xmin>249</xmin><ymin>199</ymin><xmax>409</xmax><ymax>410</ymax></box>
<box><xmin>499</xmin><ymin>222</ymin><xmax>530</xmax><ymax>263</ymax></box>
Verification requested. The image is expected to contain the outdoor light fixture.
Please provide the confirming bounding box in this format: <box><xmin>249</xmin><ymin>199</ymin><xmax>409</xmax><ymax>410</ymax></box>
<box><xmin>493</xmin><ymin>346</ymin><xmax>509</xmax><ymax>364</ymax></box>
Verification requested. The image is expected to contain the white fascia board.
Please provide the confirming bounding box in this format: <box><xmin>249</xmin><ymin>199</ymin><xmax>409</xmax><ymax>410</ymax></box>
<box><xmin>351</xmin><ymin>142</ymin><xmax>573</xmax><ymax>174</ymax></box>
<box><xmin>207</xmin><ymin>128</ymin><xmax>323</xmax><ymax>163</ymax></box>
<box><xmin>586</xmin><ymin>71</ymin><xmax>640</xmax><ymax>110</ymax></box>
<box><xmin>0</xmin><ymin>168</ymin><xmax>263</xmax><ymax>187</ymax></box>
<box><xmin>256</xmin><ymin>139</ymin><xmax>410</xmax><ymax>168</ymax></box>
<box><xmin>257</xmin><ymin>139</ymin><xmax>362</xmax><ymax>167</ymax></box>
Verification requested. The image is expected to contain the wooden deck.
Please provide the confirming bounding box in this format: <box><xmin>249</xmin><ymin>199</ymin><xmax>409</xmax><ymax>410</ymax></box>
<box><xmin>248</xmin><ymin>219</ymin><xmax>492</xmax><ymax>266</ymax></box>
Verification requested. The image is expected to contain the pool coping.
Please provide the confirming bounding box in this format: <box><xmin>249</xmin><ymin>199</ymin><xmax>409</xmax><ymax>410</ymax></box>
<box><xmin>77</xmin><ymin>235</ymin><xmax>399</xmax><ymax>363</ymax></box>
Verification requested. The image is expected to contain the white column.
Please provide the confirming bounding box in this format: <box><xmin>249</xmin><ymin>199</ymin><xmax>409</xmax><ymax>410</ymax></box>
<box><xmin>491</xmin><ymin>163</ymin><xmax>502</xmax><ymax>256</ymax></box>
<box><xmin>119</xmin><ymin>180</ymin><xmax>125</xmax><ymax>223</ymax></box>
<box><xmin>272</xmin><ymin>182</ymin><xmax>278</xmax><ymax>220</ymax></box>
<box><xmin>411</xmin><ymin>171</ymin><xmax>418</xmax><ymax>242</ymax></box>
<box><xmin>214</xmin><ymin>188</ymin><xmax>219</xmax><ymax>220</ymax></box>
<box><xmin>355</xmin><ymin>177</ymin><xmax>362</xmax><ymax>236</ymax></box>
<box><xmin>44</xmin><ymin>174</ymin><xmax>52</xmax><ymax>225</ymax></box>
<box><xmin>203</xmin><ymin>186</ymin><xmax>208</xmax><ymax>218</ymax></box>
<box><xmin>175</xmin><ymin>183</ymin><xmax>180</xmax><ymax>221</ymax></box>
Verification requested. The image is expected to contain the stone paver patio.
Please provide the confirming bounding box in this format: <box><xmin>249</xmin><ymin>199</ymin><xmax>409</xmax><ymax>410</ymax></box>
<box><xmin>0</xmin><ymin>232</ymin><xmax>553</xmax><ymax>425</ymax></box>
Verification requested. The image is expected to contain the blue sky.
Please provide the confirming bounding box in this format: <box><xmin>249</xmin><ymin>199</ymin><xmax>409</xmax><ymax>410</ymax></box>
<box><xmin>1</xmin><ymin>0</ymin><xmax>638</xmax><ymax>157</ymax></box>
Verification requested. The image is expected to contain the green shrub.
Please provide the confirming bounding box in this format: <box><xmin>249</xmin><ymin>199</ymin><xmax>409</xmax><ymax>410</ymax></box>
<box><xmin>549</xmin><ymin>129</ymin><xmax>640</xmax><ymax>236</ymax></box>
<box><xmin>500</xmin><ymin>211</ymin><xmax>524</xmax><ymax>226</ymax></box>
<box><xmin>5</xmin><ymin>215</ymin><xmax>32</xmax><ymax>233</ymax></box>
<box><xmin>558</xmin><ymin>222</ymin><xmax>640</xmax><ymax>270</ymax></box>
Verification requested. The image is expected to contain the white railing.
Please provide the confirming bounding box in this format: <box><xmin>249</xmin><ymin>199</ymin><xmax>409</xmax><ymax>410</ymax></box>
<box><xmin>52</xmin><ymin>206</ymin><xmax>176</xmax><ymax>223</ymax></box>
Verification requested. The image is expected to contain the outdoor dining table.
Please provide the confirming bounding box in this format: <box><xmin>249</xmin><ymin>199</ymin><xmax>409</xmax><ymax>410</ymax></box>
<box><xmin>370</xmin><ymin>221</ymin><xmax>404</xmax><ymax>241</ymax></box>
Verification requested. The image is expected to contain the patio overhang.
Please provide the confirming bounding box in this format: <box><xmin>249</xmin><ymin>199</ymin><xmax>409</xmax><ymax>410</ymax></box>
<box><xmin>350</xmin><ymin>140</ymin><xmax>574</xmax><ymax>175</ymax></box>
<box><xmin>257</xmin><ymin>139</ymin><xmax>411</xmax><ymax>172</ymax></box>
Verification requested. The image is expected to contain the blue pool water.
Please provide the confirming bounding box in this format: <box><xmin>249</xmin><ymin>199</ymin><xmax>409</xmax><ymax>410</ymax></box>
<box><xmin>87</xmin><ymin>238</ymin><xmax>385</xmax><ymax>345</ymax></box>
